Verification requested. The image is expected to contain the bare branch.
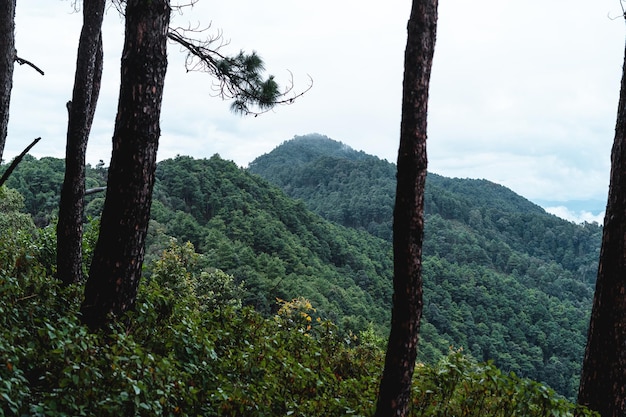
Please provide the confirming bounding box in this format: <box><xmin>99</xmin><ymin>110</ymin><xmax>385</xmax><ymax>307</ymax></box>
<box><xmin>111</xmin><ymin>0</ymin><xmax>200</xmax><ymax>16</ymax></box>
<box><xmin>0</xmin><ymin>137</ymin><xmax>41</xmax><ymax>187</ymax></box>
<box><xmin>15</xmin><ymin>55</ymin><xmax>44</xmax><ymax>76</ymax></box>
<box><xmin>16</xmin><ymin>293</ymin><xmax>38</xmax><ymax>302</ymax></box>
<box><xmin>171</xmin><ymin>0</ymin><xmax>200</xmax><ymax>14</ymax></box>
<box><xmin>85</xmin><ymin>186</ymin><xmax>107</xmax><ymax>196</ymax></box>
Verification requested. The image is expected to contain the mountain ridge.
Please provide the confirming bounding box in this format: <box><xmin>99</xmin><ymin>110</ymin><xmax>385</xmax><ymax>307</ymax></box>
<box><xmin>247</xmin><ymin>133</ymin><xmax>602</xmax><ymax>398</ymax></box>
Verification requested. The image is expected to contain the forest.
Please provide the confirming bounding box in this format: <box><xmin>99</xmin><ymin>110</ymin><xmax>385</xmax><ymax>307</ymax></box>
<box><xmin>251</xmin><ymin>134</ymin><xmax>602</xmax><ymax>398</ymax></box>
<box><xmin>2</xmin><ymin>0</ymin><xmax>623</xmax><ymax>413</ymax></box>
<box><xmin>0</xmin><ymin>134</ymin><xmax>602</xmax><ymax>414</ymax></box>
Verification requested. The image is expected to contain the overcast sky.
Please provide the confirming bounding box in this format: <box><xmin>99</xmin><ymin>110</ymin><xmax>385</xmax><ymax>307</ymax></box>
<box><xmin>7</xmin><ymin>0</ymin><xmax>626</xmax><ymax>223</ymax></box>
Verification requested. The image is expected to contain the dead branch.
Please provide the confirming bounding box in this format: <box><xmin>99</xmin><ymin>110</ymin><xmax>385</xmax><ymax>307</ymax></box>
<box><xmin>171</xmin><ymin>0</ymin><xmax>200</xmax><ymax>14</ymax></box>
<box><xmin>15</xmin><ymin>55</ymin><xmax>44</xmax><ymax>76</ymax></box>
<box><xmin>16</xmin><ymin>293</ymin><xmax>37</xmax><ymax>302</ymax></box>
<box><xmin>0</xmin><ymin>137</ymin><xmax>41</xmax><ymax>188</ymax></box>
<box><xmin>85</xmin><ymin>186</ymin><xmax>107</xmax><ymax>196</ymax></box>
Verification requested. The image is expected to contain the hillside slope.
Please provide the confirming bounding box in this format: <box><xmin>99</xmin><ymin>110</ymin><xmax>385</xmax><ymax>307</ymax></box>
<box><xmin>150</xmin><ymin>155</ymin><xmax>395</xmax><ymax>334</ymax></box>
<box><xmin>2</xmin><ymin>139</ymin><xmax>602</xmax><ymax>398</ymax></box>
<box><xmin>248</xmin><ymin>134</ymin><xmax>602</xmax><ymax>398</ymax></box>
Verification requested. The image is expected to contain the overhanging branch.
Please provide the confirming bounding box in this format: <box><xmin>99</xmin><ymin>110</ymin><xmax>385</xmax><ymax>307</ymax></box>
<box><xmin>167</xmin><ymin>28</ymin><xmax>312</xmax><ymax>115</ymax></box>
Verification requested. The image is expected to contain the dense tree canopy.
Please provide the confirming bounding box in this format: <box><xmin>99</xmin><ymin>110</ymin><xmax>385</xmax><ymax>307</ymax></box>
<box><xmin>1</xmin><ymin>145</ymin><xmax>602</xmax><ymax>400</ymax></box>
<box><xmin>249</xmin><ymin>135</ymin><xmax>601</xmax><ymax>399</ymax></box>
<box><xmin>0</xmin><ymin>210</ymin><xmax>596</xmax><ymax>415</ymax></box>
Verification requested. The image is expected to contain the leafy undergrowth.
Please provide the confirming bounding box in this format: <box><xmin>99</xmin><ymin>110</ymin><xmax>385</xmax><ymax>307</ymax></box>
<box><xmin>0</xmin><ymin>216</ymin><xmax>597</xmax><ymax>416</ymax></box>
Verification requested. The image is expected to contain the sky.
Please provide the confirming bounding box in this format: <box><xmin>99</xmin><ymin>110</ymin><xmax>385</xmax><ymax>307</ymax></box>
<box><xmin>7</xmin><ymin>0</ymin><xmax>626</xmax><ymax>223</ymax></box>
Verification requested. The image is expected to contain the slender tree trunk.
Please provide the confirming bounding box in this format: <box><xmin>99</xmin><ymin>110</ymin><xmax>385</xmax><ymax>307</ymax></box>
<box><xmin>57</xmin><ymin>0</ymin><xmax>105</xmax><ymax>286</ymax></box>
<box><xmin>0</xmin><ymin>0</ymin><xmax>16</xmax><ymax>162</ymax></box>
<box><xmin>80</xmin><ymin>0</ymin><xmax>170</xmax><ymax>330</ymax></box>
<box><xmin>374</xmin><ymin>0</ymin><xmax>437</xmax><ymax>416</ymax></box>
<box><xmin>577</xmin><ymin>40</ymin><xmax>626</xmax><ymax>417</ymax></box>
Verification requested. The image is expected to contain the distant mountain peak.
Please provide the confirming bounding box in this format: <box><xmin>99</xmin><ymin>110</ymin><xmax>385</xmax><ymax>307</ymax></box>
<box><xmin>249</xmin><ymin>134</ymin><xmax>377</xmax><ymax>170</ymax></box>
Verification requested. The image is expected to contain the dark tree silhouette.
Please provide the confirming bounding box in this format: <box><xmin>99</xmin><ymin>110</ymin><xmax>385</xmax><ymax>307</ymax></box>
<box><xmin>79</xmin><ymin>1</ymin><xmax>308</xmax><ymax>330</ymax></box>
<box><xmin>80</xmin><ymin>0</ymin><xmax>171</xmax><ymax>330</ymax></box>
<box><xmin>57</xmin><ymin>0</ymin><xmax>105</xmax><ymax>286</ymax></box>
<box><xmin>577</xmin><ymin>33</ymin><xmax>626</xmax><ymax>417</ymax></box>
<box><xmin>0</xmin><ymin>0</ymin><xmax>16</xmax><ymax>162</ymax></box>
<box><xmin>374</xmin><ymin>0</ymin><xmax>438</xmax><ymax>415</ymax></box>
<box><xmin>52</xmin><ymin>0</ymin><xmax>309</xmax><ymax>296</ymax></box>
<box><xmin>0</xmin><ymin>0</ymin><xmax>44</xmax><ymax>164</ymax></box>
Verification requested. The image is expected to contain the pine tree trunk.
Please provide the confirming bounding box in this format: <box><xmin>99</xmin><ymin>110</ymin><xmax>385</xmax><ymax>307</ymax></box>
<box><xmin>374</xmin><ymin>0</ymin><xmax>437</xmax><ymax>415</ymax></box>
<box><xmin>57</xmin><ymin>0</ymin><xmax>105</xmax><ymax>286</ymax></box>
<box><xmin>0</xmin><ymin>0</ymin><xmax>16</xmax><ymax>162</ymax></box>
<box><xmin>577</xmin><ymin>40</ymin><xmax>626</xmax><ymax>417</ymax></box>
<box><xmin>80</xmin><ymin>0</ymin><xmax>170</xmax><ymax>330</ymax></box>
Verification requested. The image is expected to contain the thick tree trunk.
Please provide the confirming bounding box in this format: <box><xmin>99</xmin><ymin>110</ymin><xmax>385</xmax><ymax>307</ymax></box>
<box><xmin>578</xmin><ymin>41</ymin><xmax>626</xmax><ymax>417</ymax></box>
<box><xmin>374</xmin><ymin>0</ymin><xmax>437</xmax><ymax>416</ymax></box>
<box><xmin>57</xmin><ymin>0</ymin><xmax>105</xmax><ymax>286</ymax></box>
<box><xmin>80</xmin><ymin>0</ymin><xmax>170</xmax><ymax>330</ymax></box>
<box><xmin>0</xmin><ymin>0</ymin><xmax>16</xmax><ymax>162</ymax></box>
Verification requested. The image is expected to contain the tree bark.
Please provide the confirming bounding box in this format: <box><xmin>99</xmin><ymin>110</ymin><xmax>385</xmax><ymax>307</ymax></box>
<box><xmin>80</xmin><ymin>0</ymin><xmax>170</xmax><ymax>330</ymax></box>
<box><xmin>577</xmin><ymin>40</ymin><xmax>626</xmax><ymax>417</ymax></box>
<box><xmin>0</xmin><ymin>0</ymin><xmax>16</xmax><ymax>162</ymax></box>
<box><xmin>374</xmin><ymin>0</ymin><xmax>437</xmax><ymax>416</ymax></box>
<box><xmin>57</xmin><ymin>0</ymin><xmax>105</xmax><ymax>286</ymax></box>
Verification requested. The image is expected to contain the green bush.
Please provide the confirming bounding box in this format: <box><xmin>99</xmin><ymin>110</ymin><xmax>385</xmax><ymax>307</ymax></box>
<box><xmin>411</xmin><ymin>349</ymin><xmax>598</xmax><ymax>417</ymax></box>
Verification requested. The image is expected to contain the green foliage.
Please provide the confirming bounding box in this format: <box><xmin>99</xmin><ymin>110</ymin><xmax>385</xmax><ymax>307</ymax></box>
<box><xmin>0</xmin><ymin>228</ymin><xmax>593</xmax><ymax>416</ymax></box>
<box><xmin>213</xmin><ymin>50</ymin><xmax>280</xmax><ymax>115</ymax></box>
<box><xmin>1</xmin><ymin>156</ymin><xmax>107</xmax><ymax>226</ymax></box>
<box><xmin>410</xmin><ymin>349</ymin><xmax>598</xmax><ymax>417</ymax></box>
<box><xmin>151</xmin><ymin>154</ymin><xmax>393</xmax><ymax>337</ymax></box>
<box><xmin>148</xmin><ymin>238</ymin><xmax>244</xmax><ymax>314</ymax></box>
<box><xmin>249</xmin><ymin>134</ymin><xmax>394</xmax><ymax>240</ymax></box>
<box><xmin>0</xmin><ymin>218</ymin><xmax>382</xmax><ymax>415</ymax></box>
<box><xmin>1</xmin><ymin>145</ymin><xmax>602</xmax><ymax>400</ymax></box>
<box><xmin>247</xmin><ymin>134</ymin><xmax>601</xmax><ymax>399</ymax></box>
<box><xmin>0</xmin><ymin>186</ymin><xmax>36</xmax><ymax>236</ymax></box>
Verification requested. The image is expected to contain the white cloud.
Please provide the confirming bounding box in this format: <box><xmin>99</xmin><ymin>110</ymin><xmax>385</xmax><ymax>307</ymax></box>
<box><xmin>5</xmin><ymin>0</ymin><xmax>624</xmax><ymax>212</ymax></box>
<box><xmin>544</xmin><ymin>206</ymin><xmax>605</xmax><ymax>225</ymax></box>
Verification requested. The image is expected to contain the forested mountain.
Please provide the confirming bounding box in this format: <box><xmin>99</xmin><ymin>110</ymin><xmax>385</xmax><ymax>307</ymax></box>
<box><xmin>249</xmin><ymin>134</ymin><xmax>603</xmax><ymax>398</ymax></box>
<box><xmin>2</xmin><ymin>138</ymin><xmax>602</xmax><ymax>399</ymax></box>
<box><xmin>249</xmin><ymin>133</ymin><xmax>396</xmax><ymax>240</ymax></box>
<box><xmin>3</xmin><ymin>154</ymin><xmax>394</xmax><ymax>335</ymax></box>
<box><xmin>149</xmin><ymin>155</ymin><xmax>394</xmax><ymax>334</ymax></box>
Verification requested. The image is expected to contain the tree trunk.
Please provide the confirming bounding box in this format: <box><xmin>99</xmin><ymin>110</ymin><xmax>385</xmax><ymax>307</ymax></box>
<box><xmin>577</xmin><ymin>40</ymin><xmax>626</xmax><ymax>417</ymax></box>
<box><xmin>374</xmin><ymin>0</ymin><xmax>437</xmax><ymax>416</ymax></box>
<box><xmin>0</xmin><ymin>0</ymin><xmax>16</xmax><ymax>162</ymax></box>
<box><xmin>80</xmin><ymin>0</ymin><xmax>170</xmax><ymax>330</ymax></box>
<box><xmin>57</xmin><ymin>0</ymin><xmax>105</xmax><ymax>286</ymax></box>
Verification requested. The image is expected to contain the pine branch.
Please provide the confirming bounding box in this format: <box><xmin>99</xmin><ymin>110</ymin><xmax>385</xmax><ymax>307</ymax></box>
<box><xmin>167</xmin><ymin>28</ymin><xmax>312</xmax><ymax>115</ymax></box>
